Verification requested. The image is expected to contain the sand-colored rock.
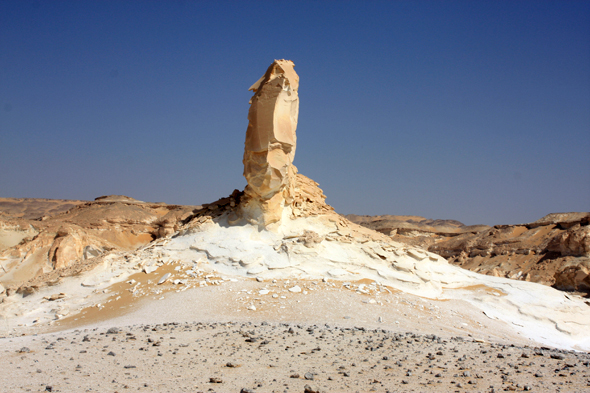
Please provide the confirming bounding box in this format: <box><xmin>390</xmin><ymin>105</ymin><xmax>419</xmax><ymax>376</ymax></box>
<box><xmin>0</xmin><ymin>218</ymin><xmax>38</xmax><ymax>252</ymax></box>
<box><xmin>554</xmin><ymin>264</ymin><xmax>590</xmax><ymax>292</ymax></box>
<box><xmin>349</xmin><ymin>212</ymin><xmax>590</xmax><ymax>294</ymax></box>
<box><xmin>0</xmin><ymin>196</ymin><xmax>199</xmax><ymax>290</ymax></box>
<box><xmin>346</xmin><ymin>214</ymin><xmax>489</xmax><ymax>247</ymax></box>
<box><xmin>547</xmin><ymin>223</ymin><xmax>590</xmax><ymax>257</ymax></box>
<box><xmin>240</xmin><ymin>60</ymin><xmax>299</xmax><ymax>226</ymax></box>
<box><xmin>0</xmin><ymin>197</ymin><xmax>86</xmax><ymax>220</ymax></box>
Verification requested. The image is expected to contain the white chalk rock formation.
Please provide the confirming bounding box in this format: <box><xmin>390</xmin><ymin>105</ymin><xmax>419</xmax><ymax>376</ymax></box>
<box><xmin>240</xmin><ymin>59</ymin><xmax>299</xmax><ymax>227</ymax></box>
<box><xmin>2</xmin><ymin>59</ymin><xmax>590</xmax><ymax>354</ymax></box>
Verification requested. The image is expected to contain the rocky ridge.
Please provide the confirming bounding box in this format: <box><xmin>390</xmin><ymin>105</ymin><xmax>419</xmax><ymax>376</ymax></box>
<box><xmin>347</xmin><ymin>213</ymin><xmax>590</xmax><ymax>294</ymax></box>
<box><xmin>0</xmin><ymin>196</ymin><xmax>199</xmax><ymax>292</ymax></box>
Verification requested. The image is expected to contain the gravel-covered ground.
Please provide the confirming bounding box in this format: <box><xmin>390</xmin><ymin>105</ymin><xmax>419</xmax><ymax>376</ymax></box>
<box><xmin>1</xmin><ymin>279</ymin><xmax>589</xmax><ymax>392</ymax></box>
<box><xmin>2</xmin><ymin>321</ymin><xmax>589</xmax><ymax>393</ymax></box>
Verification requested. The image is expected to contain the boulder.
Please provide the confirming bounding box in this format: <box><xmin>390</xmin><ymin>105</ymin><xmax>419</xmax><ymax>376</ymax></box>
<box><xmin>554</xmin><ymin>264</ymin><xmax>590</xmax><ymax>292</ymax></box>
<box><xmin>550</xmin><ymin>225</ymin><xmax>590</xmax><ymax>257</ymax></box>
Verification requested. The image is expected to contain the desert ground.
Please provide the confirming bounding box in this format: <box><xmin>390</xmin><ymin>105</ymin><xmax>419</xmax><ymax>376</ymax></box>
<box><xmin>2</xmin><ymin>274</ymin><xmax>590</xmax><ymax>393</ymax></box>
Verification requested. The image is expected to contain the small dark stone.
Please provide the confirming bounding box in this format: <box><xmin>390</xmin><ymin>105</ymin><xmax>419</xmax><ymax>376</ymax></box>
<box><xmin>290</xmin><ymin>373</ymin><xmax>300</xmax><ymax>378</ymax></box>
<box><xmin>551</xmin><ymin>353</ymin><xmax>565</xmax><ymax>360</ymax></box>
<box><xmin>209</xmin><ymin>377</ymin><xmax>222</xmax><ymax>383</ymax></box>
<box><xmin>45</xmin><ymin>386</ymin><xmax>52</xmax><ymax>392</ymax></box>
<box><xmin>107</xmin><ymin>351</ymin><xmax>116</xmax><ymax>356</ymax></box>
<box><xmin>124</xmin><ymin>365</ymin><xmax>136</xmax><ymax>369</ymax></box>
<box><xmin>304</xmin><ymin>372</ymin><xmax>314</xmax><ymax>380</ymax></box>
<box><xmin>497</xmin><ymin>353</ymin><xmax>505</xmax><ymax>358</ymax></box>
<box><xmin>240</xmin><ymin>389</ymin><xmax>254</xmax><ymax>393</ymax></box>
<box><xmin>18</xmin><ymin>347</ymin><xmax>30</xmax><ymax>353</ymax></box>
<box><xmin>107</xmin><ymin>327</ymin><xmax>119</xmax><ymax>334</ymax></box>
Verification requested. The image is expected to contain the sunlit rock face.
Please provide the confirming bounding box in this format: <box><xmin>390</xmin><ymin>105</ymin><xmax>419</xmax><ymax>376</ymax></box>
<box><xmin>241</xmin><ymin>60</ymin><xmax>299</xmax><ymax>226</ymax></box>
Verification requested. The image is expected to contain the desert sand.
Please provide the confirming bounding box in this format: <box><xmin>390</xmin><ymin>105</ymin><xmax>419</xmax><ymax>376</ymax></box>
<box><xmin>2</xmin><ymin>277</ymin><xmax>590</xmax><ymax>392</ymax></box>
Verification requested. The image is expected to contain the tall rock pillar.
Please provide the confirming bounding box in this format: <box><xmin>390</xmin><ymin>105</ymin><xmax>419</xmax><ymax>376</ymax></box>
<box><xmin>241</xmin><ymin>59</ymin><xmax>299</xmax><ymax>226</ymax></box>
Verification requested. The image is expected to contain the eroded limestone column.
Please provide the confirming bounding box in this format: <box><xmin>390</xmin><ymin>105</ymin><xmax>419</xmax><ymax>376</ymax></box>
<box><xmin>241</xmin><ymin>59</ymin><xmax>299</xmax><ymax>226</ymax></box>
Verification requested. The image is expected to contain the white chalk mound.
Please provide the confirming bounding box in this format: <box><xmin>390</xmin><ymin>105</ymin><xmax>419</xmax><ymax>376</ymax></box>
<box><xmin>153</xmin><ymin>206</ymin><xmax>590</xmax><ymax>351</ymax></box>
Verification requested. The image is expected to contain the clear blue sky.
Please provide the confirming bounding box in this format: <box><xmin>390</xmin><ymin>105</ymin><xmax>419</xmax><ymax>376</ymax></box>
<box><xmin>1</xmin><ymin>1</ymin><xmax>589</xmax><ymax>225</ymax></box>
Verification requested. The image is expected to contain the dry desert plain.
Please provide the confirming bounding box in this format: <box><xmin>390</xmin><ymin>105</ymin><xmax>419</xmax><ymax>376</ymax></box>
<box><xmin>1</xmin><ymin>272</ymin><xmax>590</xmax><ymax>393</ymax></box>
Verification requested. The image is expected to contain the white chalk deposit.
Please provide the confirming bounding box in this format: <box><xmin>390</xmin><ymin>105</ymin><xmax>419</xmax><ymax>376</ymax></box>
<box><xmin>2</xmin><ymin>201</ymin><xmax>589</xmax><ymax>352</ymax></box>
<box><xmin>147</xmin><ymin>209</ymin><xmax>589</xmax><ymax>351</ymax></box>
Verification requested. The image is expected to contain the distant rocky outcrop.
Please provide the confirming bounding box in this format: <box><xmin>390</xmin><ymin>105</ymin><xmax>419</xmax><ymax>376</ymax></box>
<box><xmin>0</xmin><ymin>197</ymin><xmax>86</xmax><ymax>220</ymax></box>
<box><xmin>0</xmin><ymin>196</ymin><xmax>199</xmax><ymax>291</ymax></box>
<box><xmin>346</xmin><ymin>214</ymin><xmax>489</xmax><ymax>237</ymax></box>
<box><xmin>348</xmin><ymin>212</ymin><xmax>590</xmax><ymax>294</ymax></box>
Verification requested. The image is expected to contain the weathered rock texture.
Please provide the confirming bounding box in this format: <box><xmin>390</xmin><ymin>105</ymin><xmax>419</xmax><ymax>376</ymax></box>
<box><xmin>0</xmin><ymin>196</ymin><xmax>198</xmax><ymax>292</ymax></box>
<box><xmin>345</xmin><ymin>214</ymin><xmax>490</xmax><ymax>247</ymax></box>
<box><xmin>0</xmin><ymin>197</ymin><xmax>86</xmax><ymax>220</ymax></box>
<box><xmin>348</xmin><ymin>212</ymin><xmax>590</xmax><ymax>294</ymax></box>
<box><xmin>241</xmin><ymin>59</ymin><xmax>299</xmax><ymax>226</ymax></box>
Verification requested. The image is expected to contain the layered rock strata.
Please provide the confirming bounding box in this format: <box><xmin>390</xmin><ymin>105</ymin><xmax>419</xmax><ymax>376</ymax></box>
<box><xmin>348</xmin><ymin>212</ymin><xmax>590</xmax><ymax>293</ymax></box>
<box><xmin>240</xmin><ymin>59</ymin><xmax>299</xmax><ymax>226</ymax></box>
<box><xmin>0</xmin><ymin>196</ymin><xmax>198</xmax><ymax>292</ymax></box>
